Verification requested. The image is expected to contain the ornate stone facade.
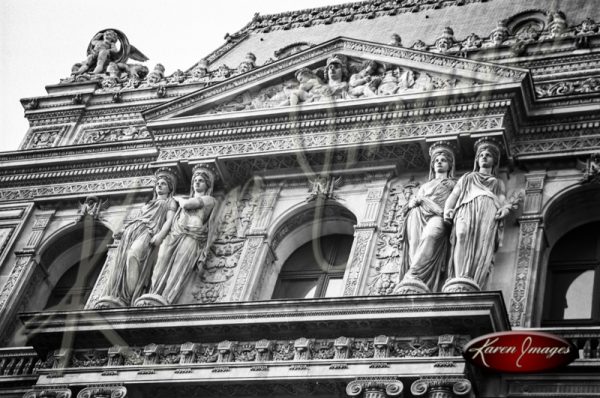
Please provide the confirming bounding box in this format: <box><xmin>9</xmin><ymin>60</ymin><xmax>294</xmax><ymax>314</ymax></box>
<box><xmin>3</xmin><ymin>1</ymin><xmax>600</xmax><ymax>397</ymax></box>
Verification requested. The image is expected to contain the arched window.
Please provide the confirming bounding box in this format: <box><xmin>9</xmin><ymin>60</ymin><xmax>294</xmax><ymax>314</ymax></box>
<box><xmin>542</xmin><ymin>221</ymin><xmax>600</xmax><ymax>325</ymax></box>
<box><xmin>272</xmin><ymin>234</ymin><xmax>353</xmax><ymax>299</ymax></box>
<box><xmin>31</xmin><ymin>223</ymin><xmax>112</xmax><ymax>311</ymax></box>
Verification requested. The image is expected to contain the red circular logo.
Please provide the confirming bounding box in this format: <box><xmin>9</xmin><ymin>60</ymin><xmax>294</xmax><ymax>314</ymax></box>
<box><xmin>463</xmin><ymin>331</ymin><xmax>577</xmax><ymax>373</ymax></box>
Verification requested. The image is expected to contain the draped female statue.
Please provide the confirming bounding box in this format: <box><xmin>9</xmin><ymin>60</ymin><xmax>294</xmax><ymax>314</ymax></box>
<box><xmin>135</xmin><ymin>165</ymin><xmax>216</xmax><ymax>306</ymax></box>
<box><xmin>395</xmin><ymin>142</ymin><xmax>456</xmax><ymax>293</ymax></box>
<box><xmin>442</xmin><ymin>138</ymin><xmax>511</xmax><ymax>292</ymax></box>
<box><xmin>96</xmin><ymin>168</ymin><xmax>178</xmax><ymax>308</ymax></box>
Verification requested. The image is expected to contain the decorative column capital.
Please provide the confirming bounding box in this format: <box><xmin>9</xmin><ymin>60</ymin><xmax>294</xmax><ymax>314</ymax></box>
<box><xmin>346</xmin><ymin>377</ymin><xmax>404</xmax><ymax>398</ymax></box>
<box><xmin>77</xmin><ymin>384</ymin><xmax>126</xmax><ymax>398</ymax></box>
<box><xmin>411</xmin><ymin>377</ymin><xmax>471</xmax><ymax>398</ymax></box>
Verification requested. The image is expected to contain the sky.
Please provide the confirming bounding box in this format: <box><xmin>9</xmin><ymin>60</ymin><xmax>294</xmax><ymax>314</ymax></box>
<box><xmin>0</xmin><ymin>0</ymin><xmax>352</xmax><ymax>152</ymax></box>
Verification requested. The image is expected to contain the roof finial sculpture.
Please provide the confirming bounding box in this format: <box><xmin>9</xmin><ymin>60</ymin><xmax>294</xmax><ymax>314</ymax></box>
<box><xmin>73</xmin><ymin>29</ymin><xmax>149</xmax><ymax>77</ymax></box>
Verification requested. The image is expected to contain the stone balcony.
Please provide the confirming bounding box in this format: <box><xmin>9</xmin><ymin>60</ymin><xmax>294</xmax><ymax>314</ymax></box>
<box><xmin>16</xmin><ymin>293</ymin><xmax>507</xmax><ymax>396</ymax></box>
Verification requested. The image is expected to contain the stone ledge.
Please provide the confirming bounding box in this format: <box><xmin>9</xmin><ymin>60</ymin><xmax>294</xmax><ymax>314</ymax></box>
<box><xmin>21</xmin><ymin>292</ymin><xmax>509</xmax><ymax>352</ymax></box>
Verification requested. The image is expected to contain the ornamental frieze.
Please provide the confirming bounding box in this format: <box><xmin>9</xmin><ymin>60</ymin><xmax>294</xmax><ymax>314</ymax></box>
<box><xmin>157</xmin><ymin>117</ymin><xmax>502</xmax><ymax>162</ymax></box>
<box><xmin>40</xmin><ymin>334</ymin><xmax>468</xmax><ymax>370</ymax></box>
<box><xmin>76</xmin><ymin>125</ymin><xmax>150</xmax><ymax>145</ymax></box>
<box><xmin>22</xmin><ymin>126</ymin><xmax>70</xmax><ymax>150</ymax></box>
<box><xmin>535</xmin><ymin>76</ymin><xmax>600</xmax><ymax>99</ymax></box>
<box><xmin>0</xmin><ymin>176</ymin><xmax>155</xmax><ymax>202</ymax></box>
<box><xmin>511</xmin><ymin>136</ymin><xmax>600</xmax><ymax>158</ymax></box>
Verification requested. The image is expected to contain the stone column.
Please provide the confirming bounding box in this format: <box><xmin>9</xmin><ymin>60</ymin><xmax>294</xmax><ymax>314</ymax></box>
<box><xmin>229</xmin><ymin>185</ymin><xmax>280</xmax><ymax>301</ymax></box>
<box><xmin>343</xmin><ymin>186</ymin><xmax>385</xmax><ymax>296</ymax></box>
<box><xmin>77</xmin><ymin>385</ymin><xmax>127</xmax><ymax>398</ymax></box>
<box><xmin>411</xmin><ymin>377</ymin><xmax>472</xmax><ymax>398</ymax></box>
<box><xmin>346</xmin><ymin>377</ymin><xmax>404</xmax><ymax>398</ymax></box>
<box><xmin>508</xmin><ymin>171</ymin><xmax>546</xmax><ymax>327</ymax></box>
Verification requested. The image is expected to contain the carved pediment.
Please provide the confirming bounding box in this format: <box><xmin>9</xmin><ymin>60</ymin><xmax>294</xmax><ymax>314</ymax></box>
<box><xmin>144</xmin><ymin>37</ymin><xmax>528</xmax><ymax>122</ymax></box>
<box><xmin>200</xmin><ymin>56</ymin><xmax>480</xmax><ymax>116</ymax></box>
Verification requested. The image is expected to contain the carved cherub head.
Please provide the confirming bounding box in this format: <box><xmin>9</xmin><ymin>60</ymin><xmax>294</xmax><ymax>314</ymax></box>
<box><xmin>103</xmin><ymin>30</ymin><xmax>118</xmax><ymax>44</ymax></box>
<box><xmin>295</xmin><ymin>67</ymin><xmax>316</xmax><ymax>83</ymax></box>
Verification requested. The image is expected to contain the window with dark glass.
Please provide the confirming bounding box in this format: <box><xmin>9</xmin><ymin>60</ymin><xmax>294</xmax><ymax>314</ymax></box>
<box><xmin>272</xmin><ymin>234</ymin><xmax>353</xmax><ymax>299</ymax></box>
<box><xmin>542</xmin><ymin>221</ymin><xmax>600</xmax><ymax>325</ymax></box>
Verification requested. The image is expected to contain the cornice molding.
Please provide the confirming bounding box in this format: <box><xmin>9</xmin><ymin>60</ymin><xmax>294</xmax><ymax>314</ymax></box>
<box><xmin>21</xmin><ymin>293</ymin><xmax>509</xmax><ymax>351</ymax></box>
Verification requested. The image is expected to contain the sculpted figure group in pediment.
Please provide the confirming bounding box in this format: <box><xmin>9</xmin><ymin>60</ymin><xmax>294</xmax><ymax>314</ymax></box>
<box><xmin>207</xmin><ymin>53</ymin><xmax>467</xmax><ymax>114</ymax></box>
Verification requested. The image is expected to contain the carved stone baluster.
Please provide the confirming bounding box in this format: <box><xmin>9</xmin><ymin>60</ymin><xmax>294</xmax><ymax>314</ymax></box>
<box><xmin>583</xmin><ymin>339</ymin><xmax>592</xmax><ymax>359</ymax></box>
<box><xmin>13</xmin><ymin>357</ymin><xmax>25</xmax><ymax>375</ymax></box>
<box><xmin>346</xmin><ymin>377</ymin><xmax>404</xmax><ymax>398</ymax></box>
<box><xmin>3</xmin><ymin>358</ymin><xmax>15</xmax><ymax>376</ymax></box>
<box><xmin>411</xmin><ymin>377</ymin><xmax>472</xmax><ymax>398</ymax></box>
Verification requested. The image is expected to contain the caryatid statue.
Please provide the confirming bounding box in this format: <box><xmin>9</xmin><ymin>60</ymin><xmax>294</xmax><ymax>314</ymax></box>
<box><xmin>395</xmin><ymin>141</ymin><xmax>457</xmax><ymax>294</ymax></box>
<box><xmin>135</xmin><ymin>165</ymin><xmax>217</xmax><ymax>306</ymax></box>
<box><xmin>96</xmin><ymin>168</ymin><xmax>178</xmax><ymax>308</ymax></box>
<box><xmin>73</xmin><ymin>29</ymin><xmax>149</xmax><ymax>76</ymax></box>
<box><xmin>442</xmin><ymin>138</ymin><xmax>512</xmax><ymax>292</ymax></box>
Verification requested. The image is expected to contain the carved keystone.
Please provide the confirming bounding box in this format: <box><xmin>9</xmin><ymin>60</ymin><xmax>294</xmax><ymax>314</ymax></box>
<box><xmin>293</xmin><ymin>337</ymin><xmax>313</xmax><ymax>361</ymax></box>
<box><xmin>334</xmin><ymin>336</ymin><xmax>353</xmax><ymax>359</ymax></box>
<box><xmin>437</xmin><ymin>335</ymin><xmax>456</xmax><ymax>357</ymax></box>
<box><xmin>179</xmin><ymin>342</ymin><xmax>200</xmax><ymax>365</ymax></box>
<box><xmin>217</xmin><ymin>341</ymin><xmax>236</xmax><ymax>362</ymax></box>
<box><xmin>374</xmin><ymin>335</ymin><xmax>392</xmax><ymax>358</ymax></box>
<box><xmin>255</xmin><ymin>339</ymin><xmax>272</xmax><ymax>361</ymax></box>
<box><xmin>346</xmin><ymin>377</ymin><xmax>404</xmax><ymax>398</ymax></box>
<box><xmin>142</xmin><ymin>344</ymin><xmax>163</xmax><ymax>366</ymax></box>
<box><xmin>411</xmin><ymin>377</ymin><xmax>472</xmax><ymax>398</ymax></box>
<box><xmin>77</xmin><ymin>384</ymin><xmax>127</xmax><ymax>398</ymax></box>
